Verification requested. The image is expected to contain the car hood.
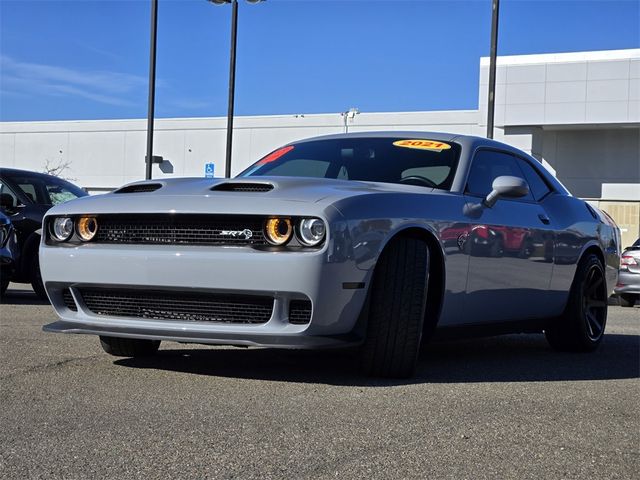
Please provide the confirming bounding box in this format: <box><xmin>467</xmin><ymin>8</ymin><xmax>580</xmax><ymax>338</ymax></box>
<box><xmin>45</xmin><ymin>176</ymin><xmax>438</xmax><ymax>218</ymax></box>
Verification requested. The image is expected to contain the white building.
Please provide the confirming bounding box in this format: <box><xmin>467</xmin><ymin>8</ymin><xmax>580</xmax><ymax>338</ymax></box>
<box><xmin>1</xmin><ymin>49</ymin><xmax>639</xmax><ymax>245</ymax></box>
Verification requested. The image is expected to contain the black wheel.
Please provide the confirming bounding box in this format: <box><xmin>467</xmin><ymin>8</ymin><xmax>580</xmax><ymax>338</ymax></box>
<box><xmin>360</xmin><ymin>237</ymin><xmax>429</xmax><ymax>378</ymax></box>
<box><xmin>545</xmin><ymin>254</ymin><xmax>607</xmax><ymax>352</ymax></box>
<box><xmin>30</xmin><ymin>252</ymin><xmax>47</xmax><ymax>300</ymax></box>
<box><xmin>0</xmin><ymin>276</ymin><xmax>9</xmax><ymax>297</ymax></box>
<box><xmin>619</xmin><ymin>294</ymin><xmax>637</xmax><ymax>308</ymax></box>
<box><xmin>99</xmin><ymin>336</ymin><xmax>161</xmax><ymax>357</ymax></box>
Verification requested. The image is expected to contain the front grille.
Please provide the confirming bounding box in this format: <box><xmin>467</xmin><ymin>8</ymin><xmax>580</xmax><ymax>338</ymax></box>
<box><xmin>289</xmin><ymin>300</ymin><xmax>312</xmax><ymax>325</ymax></box>
<box><xmin>93</xmin><ymin>214</ymin><xmax>267</xmax><ymax>246</ymax></box>
<box><xmin>212</xmin><ymin>183</ymin><xmax>273</xmax><ymax>192</ymax></box>
<box><xmin>78</xmin><ymin>288</ymin><xmax>274</xmax><ymax>324</ymax></box>
<box><xmin>62</xmin><ymin>288</ymin><xmax>77</xmax><ymax>311</ymax></box>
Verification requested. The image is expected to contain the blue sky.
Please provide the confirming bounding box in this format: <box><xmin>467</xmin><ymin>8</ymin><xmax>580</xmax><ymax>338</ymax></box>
<box><xmin>1</xmin><ymin>0</ymin><xmax>638</xmax><ymax>121</ymax></box>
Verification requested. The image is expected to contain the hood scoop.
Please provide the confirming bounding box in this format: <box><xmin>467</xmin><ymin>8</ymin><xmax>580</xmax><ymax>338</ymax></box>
<box><xmin>211</xmin><ymin>182</ymin><xmax>274</xmax><ymax>193</ymax></box>
<box><xmin>114</xmin><ymin>183</ymin><xmax>162</xmax><ymax>194</ymax></box>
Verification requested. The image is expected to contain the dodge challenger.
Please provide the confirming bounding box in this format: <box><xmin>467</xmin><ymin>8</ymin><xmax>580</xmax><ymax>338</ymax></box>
<box><xmin>40</xmin><ymin>132</ymin><xmax>620</xmax><ymax>378</ymax></box>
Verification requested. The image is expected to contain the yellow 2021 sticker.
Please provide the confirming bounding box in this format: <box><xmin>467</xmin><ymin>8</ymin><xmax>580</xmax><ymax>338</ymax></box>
<box><xmin>393</xmin><ymin>139</ymin><xmax>451</xmax><ymax>151</ymax></box>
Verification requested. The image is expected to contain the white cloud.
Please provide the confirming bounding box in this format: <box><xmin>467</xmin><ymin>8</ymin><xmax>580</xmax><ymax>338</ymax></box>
<box><xmin>0</xmin><ymin>55</ymin><xmax>148</xmax><ymax>107</ymax></box>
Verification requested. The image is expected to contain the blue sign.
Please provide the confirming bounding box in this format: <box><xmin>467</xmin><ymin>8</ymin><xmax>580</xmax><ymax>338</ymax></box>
<box><xmin>204</xmin><ymin>163</ymin><xmax>215</xmax><ymax>178</ymax></box>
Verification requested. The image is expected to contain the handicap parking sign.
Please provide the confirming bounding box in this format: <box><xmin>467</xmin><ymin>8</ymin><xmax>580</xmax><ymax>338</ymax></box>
<box><xmin>204</xmin><ymin>163</ymin><xmax>215</xmax><ymax>178</ymax></box>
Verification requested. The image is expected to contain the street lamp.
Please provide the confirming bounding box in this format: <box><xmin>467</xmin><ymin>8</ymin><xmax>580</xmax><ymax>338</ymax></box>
<box><xmin>145</xmin><ymin>0</ymin><xmax>159</xmax><ymax>180</ymax></box>
<box><xmin>486</xmin><ymin>0</ymin><xmax>500</xmax><ymax>139</ymax></box>
<box><xmin>207</xmin><ymin>0</ymin><xmax>264</xmax><ymax>178</ymax></box>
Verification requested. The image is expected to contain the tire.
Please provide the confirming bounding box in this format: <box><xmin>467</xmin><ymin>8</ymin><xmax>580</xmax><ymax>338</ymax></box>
<box><xmin>0</xmin><ymin>276</ymin><xmax>9</xmax><ymax>297</ymax></box>
<box><xmin>99</xmin><ymin>336</ymin><xmax>161</xmax><ymax>357</ymax></box>
<box><xmin>619</xmin><ymin>294</ymin><xmax>637</xmax><ymax>308</ymax></box>
<box><xmin>545</xmin><ymin>254</ymin><xmax>607</xmax><ymax>352</ymax></box>
<box><xmin>360</xmin><ymin>237</ymin><xmax>429</xmax><ymax>378</ymax></box>
<box><xmin>30</xmin><ymin>252</ymin><xmax>47</xmax><ymax>300</ymax></box>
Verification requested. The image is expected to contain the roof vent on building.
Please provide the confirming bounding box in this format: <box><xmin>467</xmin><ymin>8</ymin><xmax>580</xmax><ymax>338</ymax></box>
<box><xmin>114</xmin><ymin>183</ymin><xmax>163</xmax><ymax>194</ymax></box>
<box><xmin>211</xmin><ymin>183</ymin><xmax>274</xmax><ymax>193</ymax></box>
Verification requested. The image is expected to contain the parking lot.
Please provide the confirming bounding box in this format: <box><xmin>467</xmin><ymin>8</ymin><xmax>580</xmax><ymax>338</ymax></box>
<box><xmin>1</xmin><ymin>285</ymin><xmax>638</xmax><ymax>480</ymax></box>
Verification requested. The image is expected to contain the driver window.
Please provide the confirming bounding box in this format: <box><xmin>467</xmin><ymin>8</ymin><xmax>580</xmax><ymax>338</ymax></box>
<box><xmin>466</xmin><ymin>150</ymin><xmax>534</xmax><ymax>202</ymax></box>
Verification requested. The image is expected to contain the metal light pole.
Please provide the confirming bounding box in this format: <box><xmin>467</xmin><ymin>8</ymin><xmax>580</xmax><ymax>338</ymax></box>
<box><xmin>208</xmin><ymin>0</ymin><xmax>263</xmax><ymax>178</ymax></box>
<box><xmin>486</xmin><ymin>0</ymin><xmax>500</xmax><ymax>139</ymax></box>
<box><xmin>225</xmin><ymin>0</ymin><xmax>239</xmax><ymax>178</ymax></box>
<box><xmin>145</xmin><ymin>0</ymin><xmax>159</xmax><ymax>180</ymax></box>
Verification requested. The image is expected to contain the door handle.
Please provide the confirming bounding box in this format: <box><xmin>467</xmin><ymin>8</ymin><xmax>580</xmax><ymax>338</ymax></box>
<box><xmin>538</xmin><ymin>214</ymin><xmax>550</xmax><ymax>225</ymax></box>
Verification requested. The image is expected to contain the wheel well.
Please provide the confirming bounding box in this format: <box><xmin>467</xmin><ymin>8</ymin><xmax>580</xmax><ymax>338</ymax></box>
<box><xmin>581</xmin><ymin>245</ymin><xmax>604</xmax><ymax>267</ymax></box>
<box><xmin>389</xmin><ymin>227</ymin><xmax>445</xmax><ymax>338</ymax></box>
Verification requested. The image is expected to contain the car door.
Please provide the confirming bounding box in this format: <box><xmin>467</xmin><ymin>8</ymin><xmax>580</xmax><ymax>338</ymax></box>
<box><xmin>462</xmin><ymin>149</ymin><xmax>555</xmax><ymax>323</ymax></box>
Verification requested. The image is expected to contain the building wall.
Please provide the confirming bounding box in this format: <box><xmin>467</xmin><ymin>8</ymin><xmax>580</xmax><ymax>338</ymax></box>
<box><xmin>530</xmin><ymin>127</ymin><xmax>640</xmax><ymax>200</ymax></box>
<box><xmin>1</xmin><ymin>110</ymin><xmax>506</xmax><ymax>190</ymax></box>
<box><xmin>478</xmin><ymin>49</ymin><xmax>640</xmax><ymax>127</ymax></box>
<box><xmin>591</xmin><ymin>201</ymin><xmax>640</xmax><ymax>250</ymax></box>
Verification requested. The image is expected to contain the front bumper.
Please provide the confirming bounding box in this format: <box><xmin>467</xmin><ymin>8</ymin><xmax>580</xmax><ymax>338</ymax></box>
<box><xmin>40</xmin><ymin>243</ymin><xmax>369</xmax><ymax>349</ymax></box>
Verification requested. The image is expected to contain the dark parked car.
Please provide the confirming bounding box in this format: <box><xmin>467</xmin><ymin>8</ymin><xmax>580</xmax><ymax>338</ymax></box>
<box><xmin>615</xmin><ymin>238</ymin><xmax>640</xmax><ymax>307</ymax></box>
<box><xmin>0</xmin><ymin>168</ymin><xmax>88</xmax><ymax>298</ymax></box>
<box><xmin>0</xmin><ymin>212</ymin><xmax>19</xmax><ymax>296</ymax></box>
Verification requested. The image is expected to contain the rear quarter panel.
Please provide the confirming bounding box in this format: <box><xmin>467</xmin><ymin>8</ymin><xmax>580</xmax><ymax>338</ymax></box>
<box><xmin>544</xmin><ymin>194</ymin><xmax>619</xmax><ymax>303</ymax></box>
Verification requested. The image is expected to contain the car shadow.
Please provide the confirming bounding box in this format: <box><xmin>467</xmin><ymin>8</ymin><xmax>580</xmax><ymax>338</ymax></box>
<box><xmin>0</xmin><ymin>287</ymin><xmax>49</xmax><ymax>305</ymax></box>
<box><xmin>114</xmin><ymin>333</ymin><xmax>639</xmax><ymax>387</ymax></box>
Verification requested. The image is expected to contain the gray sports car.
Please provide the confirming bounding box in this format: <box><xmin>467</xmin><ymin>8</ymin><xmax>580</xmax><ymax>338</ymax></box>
<box><xmin>40</xmin><ymin>132</ymin><xmax>620</xmax><ymax>378</ymax></box>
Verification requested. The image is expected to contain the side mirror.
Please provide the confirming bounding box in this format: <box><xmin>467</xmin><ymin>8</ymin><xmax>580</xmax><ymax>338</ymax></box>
<box><xmin>0</xmin><ymin>193</ymin><xmax>16</xmax><ymax>211</ymax></box>
<box><xmin>483</xmin><ymin>176</ymin><xmax>529</xmax><ymax>208</ymax></box>
<box><xmin>0</xmin><ymin>193</ymin><xmax>13</xmax><ymax>207</ymax></box>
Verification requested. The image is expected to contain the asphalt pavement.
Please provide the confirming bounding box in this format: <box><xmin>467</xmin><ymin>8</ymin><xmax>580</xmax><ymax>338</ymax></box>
<box><xmin>1</xmin><ymin>284</ymin><xmax>638</xmax><ymax>479</ymax></box>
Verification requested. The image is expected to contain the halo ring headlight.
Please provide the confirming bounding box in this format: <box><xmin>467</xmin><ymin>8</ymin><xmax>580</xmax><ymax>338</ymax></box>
<box><xmin>77</xmin><ymin>216</ymin><xmax>98</xmax><ymax>242</ymax></box>
<box><xmin>264</xmin><ymin>217</ymin><xmax>293</xmax><ymax>246</ymax></box>
<box><xmin>51</xmin><ymin>217</ymin><xmax>74</xmax><ymax>242</ymax></box>
<box><xmin>297</xmin><ymin>218</ymin><xmax>326</xmax><ymax>246</ymax></box>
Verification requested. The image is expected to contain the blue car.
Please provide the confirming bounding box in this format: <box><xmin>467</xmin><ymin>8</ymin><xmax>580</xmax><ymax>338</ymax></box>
<box><xmin>0</xmin><ymin>212</ymin><xmax>18</xmax><ymax>296</ymax></box>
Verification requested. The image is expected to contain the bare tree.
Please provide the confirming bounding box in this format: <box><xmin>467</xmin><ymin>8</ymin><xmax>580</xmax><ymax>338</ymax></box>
<box><xmin>43</xmin><ymin>159</ymin><xmax>76</xmax><ymax>181</ymax></box>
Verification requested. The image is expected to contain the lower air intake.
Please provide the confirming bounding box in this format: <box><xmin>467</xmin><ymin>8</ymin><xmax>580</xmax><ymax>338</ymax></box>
<box><xmin>62</xmin><ymin>288</ymin><xmax>77</xmax><ymax>311</ymax></box>
<box><xmin>78</xmin><ymin>288</ymin><xmax>274</xmax><ymax>324</ymax></box>
<box><xmin>289</xmin><ymin>300</ymin><xmax>312</xmax><ymax>325</ymax></box>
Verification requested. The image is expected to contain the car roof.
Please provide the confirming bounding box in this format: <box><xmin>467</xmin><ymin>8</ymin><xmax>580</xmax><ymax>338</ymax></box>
<box><xmin>0</xmin><ymin>167</ymin><xmax>55</xmax><ymax>179</ymax></box>
<box><xmin>290</xmin><ymin>131</ymin><xmax>512</xmax><ymax>149</ymax></box>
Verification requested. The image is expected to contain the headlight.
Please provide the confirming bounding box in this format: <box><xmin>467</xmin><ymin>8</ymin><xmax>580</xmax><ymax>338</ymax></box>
<box><xmin>297</xmin><ymin>218</ymin><xmax>326</xmax><ymax>246</ymax></box>
<box><xmin>264</xmin><ymin>217</ymin><xmax>293</xmax><ymax>246</ymax></box>
<box><xmin>51</xmin><ymin>217</ymin><xmax>74</xmax><ymax>242</ymax></box>
<box><xmin>76</xmin><ymin>216</ymin><xmax>98</xmax><ymax>242</ymax></box>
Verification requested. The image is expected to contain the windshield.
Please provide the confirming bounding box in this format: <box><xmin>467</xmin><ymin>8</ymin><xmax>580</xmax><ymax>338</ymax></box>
<box><xmin>240</xmin><ymin>137</ymin><xmax>461</xmax><ymax>190</ymax></box>
<box><xmin>4</xmin><ymin>172</ymin><xmax>87</xmax><ymax>206</ymax></box>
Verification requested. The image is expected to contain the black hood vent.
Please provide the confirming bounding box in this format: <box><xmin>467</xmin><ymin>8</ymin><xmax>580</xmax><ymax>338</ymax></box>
<box><xmin>114</xmin><ymin>183</ymin><xmax>162</xmax><ymax>194</ymax></box>
<box><xmin>211</xmin><ymin>183</ymin><xmax>273</xmax><ymax>193</ymax></box>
